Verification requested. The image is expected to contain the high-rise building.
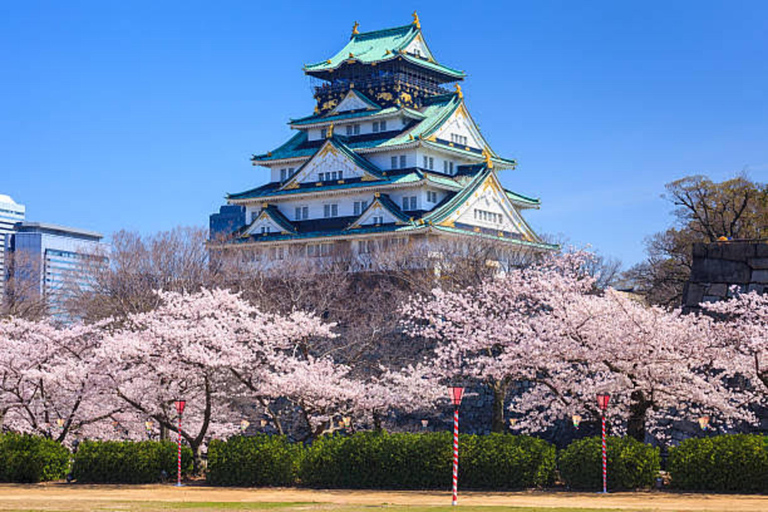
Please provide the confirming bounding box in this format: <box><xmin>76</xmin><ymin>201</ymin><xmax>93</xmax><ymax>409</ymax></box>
<box><xmin>210</xmin><ymin>15</ymin><xmax>554</xmax><ymax>259</ymax></box>
<box><xmin>5</xmin><ymin>222</ymin><xmax>107</xmax><ymax>315</ymax></box>
<box><xmin>0</xmin><ymin>194</ymin><xmax>26</xmax><ymax>297</ymax></box>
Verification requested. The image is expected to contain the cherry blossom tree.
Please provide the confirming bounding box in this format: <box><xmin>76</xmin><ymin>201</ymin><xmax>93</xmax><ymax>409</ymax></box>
<box><xmin>99</xmin><ymin>288</ymin><xmax>335</xmax><ymax>471</ymax></box>
<box><xmin>403</xmin><ymin>252</ymin><xmax>751</xmax><ymax>440</ymax></box>
<box><xmin>0</xmin><ymin>318</ymin><xmax>120</xmax><ymax>443</ymax></box>
<box><xmin>704</xmin><ymin>290</ymin><xmax>768</xmax><ymax>398</ymax></box>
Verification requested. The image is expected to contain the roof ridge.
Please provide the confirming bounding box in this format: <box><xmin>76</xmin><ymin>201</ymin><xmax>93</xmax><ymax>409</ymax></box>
<box><xmin>352</xmin><ymin>24</ymin><xmax>415</xmax><ymax>40</ymax></box>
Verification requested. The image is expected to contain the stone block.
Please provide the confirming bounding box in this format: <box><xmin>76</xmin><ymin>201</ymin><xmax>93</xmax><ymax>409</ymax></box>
<box><xmin>691</xmin><ymin>259</ymin><xmax>752</xmax><ymax>283</ymax></box>
<box><xmin>722</xmin><ymin>242</ymin><xmax>754</xmax><ymax>261</ymax></box>
<box><xmin>684</xmin><ymin>283</ymin><xmax>706</xmax><ymax>307</ymax></box>
<box><xmin>702</xmin><ymin>295</ymin><xmax>721</xmax><ymax>303</ymax></box>
<box><xmin>706</xmin><ymin>283</ymin><xmax>728</xmax><ymax>297</ymax></box>
<box><xmin>707</xmin><ymin>244</ymin><xmax>723</xmax><ymax>259</ymax></box>
<box><xmin>692</xmin><ymin>243</ymin><xmax>708</xmax><ymax>259</ymax></box>
<box><xmin>749</xmin><ymin>258</ymin><xmax>768</xmax><ymax>270</ymax></box>
<box><xmin>748</xmin><ymin>284</ymin><xmax>765</xmax><ymax>294</ymax></box>
<box><xmin>756</xmin><ymin>243</ymin><xmax>768</xmax><ymax>258</ymax></box>
<box><xmin>752</xmin><ymin>270</ymin><xmax>768</xmax><ymax>284</ymax></box>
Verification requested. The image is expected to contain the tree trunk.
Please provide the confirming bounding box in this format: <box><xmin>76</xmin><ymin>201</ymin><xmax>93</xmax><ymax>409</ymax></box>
<box><xmin>627</xmin><ymin>390</ymin><xmax>652</xmax><ymax>442</ymax></box>
<box><xmin>490</xmin><ymin>378</ymin><xmax>509</xmax><ymax>433</ymax></box>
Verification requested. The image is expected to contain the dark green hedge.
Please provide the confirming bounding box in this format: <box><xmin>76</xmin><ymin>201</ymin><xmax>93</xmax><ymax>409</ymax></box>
<box><xmin>207</xmin><ymin>435</ymin><xmax>302</xmax><ymax>486</ymax></box>
<box><xmin>299</xmin><ymin>431</ymin><xmax>555</xmax><ymax>490</ymax></box>
<box><xmin>72</xmin><ymin>440</ymin><xmax>193</xmax><ymax>483</ymax></box>
<box><xmin>558</xmin><ymin>436</ymin><xmax>659</xmax><ymax>491</ymax></box>
<box><xmin>0</xmin><ymin>433</ymin><xmax>70</xmax><ymax>483</ymax></box>
<box><xmin>669</xmin><ymin>435</ymin><xmax>768</xmax><ymax>492</ymax></box>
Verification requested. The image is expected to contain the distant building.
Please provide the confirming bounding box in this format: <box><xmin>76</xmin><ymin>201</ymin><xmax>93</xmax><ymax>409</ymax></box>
<box><xmin>5</xmin><ymin>222</ymin><xmax>107</xmax><ymax>315</ymax></box>
<box><xmin>0</xmin><ymin>194</ymin><xmax>26</xmax><ymax>297</ymax></box>
<box><xmin>210</xmin><ymin>15</ymin><xmax>554</xmax><ymax>260</ymax></box>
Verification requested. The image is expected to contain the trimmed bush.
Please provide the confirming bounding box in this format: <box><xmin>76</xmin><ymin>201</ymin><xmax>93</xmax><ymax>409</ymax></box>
<box><xmin>0</xmin><ymin>433</ymin><xmax>70</xmax><ymax>483</ymax></box>
<box><xmin>462</xmin><ymin>433</ymin><xmax>556</xmax><ymax>489</ymax></box>
<box><xmin>72</xmin><ymin>440</ymin><xmax>193</xmax><ymax>483</ymax></box>
<box><xmin>559</xmin><ymin>436</ymin><xmax>660</xmax><ymax>491</ymax></box>
<box><xmin>300</xmin><ymin>431</ymin><xmax>555</xmax><ymax>490</ymax></box>
<box><xmin>207</xmin><ymin>435</ymin><xmax>302</xmax><ymax>486</ymax></box>
<box><xmin>669</xmin><ymin>434</ymin><xmax>768</xmax><ymax>492</ymax></box>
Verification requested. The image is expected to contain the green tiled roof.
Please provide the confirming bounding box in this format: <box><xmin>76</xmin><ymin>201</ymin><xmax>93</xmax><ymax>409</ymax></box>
<box><xmin>288</xmin><ymin>106</ymin><xmax>425</xmax><ymax>127</ymax></box>
<box><xmin>303</xmin><ymin>24</ymin><xmax>465</xmax><ymax>80</ymax></box>
<box><xmin>505</xmin><ymin>189</ymin><xmax>540</xmax><ymax>207</ymax></box>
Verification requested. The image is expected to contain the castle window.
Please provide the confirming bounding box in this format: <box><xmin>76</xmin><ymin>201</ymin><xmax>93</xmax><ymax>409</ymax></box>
<box><xmin>422</xmin><ymin>156</ymin><xmax>434</xmax><ymax>170</ymax></box>
<box><xmin>373</xmin><ymin>121</ymin><xmax>379</xmax><ymax>133</ymax></box>
<box><xmin>251</xmin><ymin>212</ymin><xmax>258</xmax><ymax>223</ymax></box>
<box><xmin>399</xmin><ymin>155</ymin><xmax>406</xmax><ymax>168</ymax></box>
<box><xmin>402</xmin><ymin>196</ymin><xmax>417</xmax><ymax>211</ymax></box>
<box><xmin>346</xmin><ymin>124</ymin><xmax>360</xmax><ymax>136</ymax></box>
<box><xmin>391</xmin><ymin>156</ymin><xmax>398</xmax><ymax>169</ymax></box>
<box><xmin>353</xmin><ymin>200</ymin><xmax>368</xmax><ymax>215</ymax></box>
<box><xmin>323</xmin><ymin>203</ymin><xmax>339</xmax><ymax>218</ymax></box>
<box><xmin>451</xmin><ymin>134</ymin><xmax>468</xmax><ymax>146</ymax></box>
<box><xmin>380</xmin><ymin>120</ymin><xmax>386</xmax><ymax>131</ymax></box>
<box><xmin>280</xmin><ymin>168</ymin><xmax>287</xmax><ymax>181</ymax></box>
<box><xmin>295</xmin><ymin>206</ymin><xmax>308</xmax><ymax>220</ymax></box>
<box><xmin>443</xmin><ymin>161</ymin><xmax>455</xmax><ymax>174</ymax></box>
<box><xmin>427</xmin><ymin>191</ymin><xmax>438</xmax><ymax>203</ymax></box>
<box><xmin>372</xmin><ymin>215</ymin><xmax>384</xmax><ymax>224</ymax></box>
<box><xmin>260</xmin><ymin>226</ymin><xmax>271</xmax><ymax>234</ymax></box>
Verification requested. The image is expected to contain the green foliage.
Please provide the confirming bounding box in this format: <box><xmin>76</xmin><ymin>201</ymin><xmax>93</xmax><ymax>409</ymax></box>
<box><xmin>207</xmin><ymin>435</ymin><xmax>302</xmax><ymax>486</ymax></box>
<box><xmin>0</xmin><ymin>433</ymin><xmax>70</xmax><ymax>483</ymax></box>
<box><xmin>300</xmin><ymin>431</ymin><xmax>555</xmax><ymax>490</ymax></box>
<box><xmin>72</xmin><ymin>440</ymin><xmax>193</xmax><ymax>483</ymax></box>
<box><xmin>668</xmin><ymin>434</ymin><xmax>768</xmax><ymax>492</ymax></box>
<box><xmin>558</xmin><ymin>436</ymin><xmax>660</xmax><ymax>491</ymax></box>
<box><xmin>461</xmin><ymin>433</ymin><xmax>556</xmax><ymax>489</ymax></box>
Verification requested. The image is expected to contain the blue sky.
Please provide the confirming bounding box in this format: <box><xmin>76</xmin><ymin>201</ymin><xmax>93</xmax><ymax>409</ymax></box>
<box><xmin>1</xmin><ymin>1</ymin><xmax>766</xmax><ymax>266</ymax></box>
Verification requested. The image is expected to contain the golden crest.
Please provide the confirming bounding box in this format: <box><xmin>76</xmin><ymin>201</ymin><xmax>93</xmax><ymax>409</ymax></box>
<box><xmin>321</xmin><ymin>99</ymin><xmax>338</xmax><ymax>111</ymax></box>
<box><xmin>399</xmin><ymin>91</ymin><xmax>412</xmax><ymax>104</ymax></box>
<box><xmin>376</xmin><ymin>92</ymin><xmax>393</xmax><ymax>102</ymax></box>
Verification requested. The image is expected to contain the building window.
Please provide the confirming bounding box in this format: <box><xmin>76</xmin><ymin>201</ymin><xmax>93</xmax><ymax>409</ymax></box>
<box><xmin>251</xmin><ymin>212</ymin><xmax>258</xmax><ymax>223</ymax></box>
<box><xmin>353</xmin><ymin>200</ymin><xmax>368</xmax><ymax>215</ymax></box>
<box><xmin>308</xmin><ymin>243</ymin><xmax>332</xmax><ymax>257</ymax></box>
<box><xmin>391</xmin><ymin>156</ymin><xmax>398</xmax><ymax>169</ymax></box>
<box><xmin>372</xmin><ymin>215</ymin><xmax>384</xmax><ymax>224</ymax></box>
<box><xmin>280</xmin><ymin>168</ymin><xmax>287</xmax><ymax>181</ymax></box>
<box><xmin>295</xmin><ymin>206</ymin><xmax>309</xmax><ymax>220</ymax></box>
<box><xmin>358</xmin><ymin>240</ymin><xmax>375</xmax><ymax>254</ymax></box>
<box><xmin>318</xmin><ymin>129</ymin><xmax>324</xmax><ymax>139</ymax></box>
<box><xmin>474</xmin><ymin>209</ymin><xmax>502</xmax><ymax>224</ymax></box>
<box><xmin>380</xmin><ymin>120</ymin><xmax>386</xmax><ymax>131</ymax></box>
<box><xmin>346</xmin><ymin>125</ymin><xmax>353</xmax><ymax>136</ymax></box>
<box><xmin>260</xmin><ymin>226</ymin><xmax>271</xmax><ymax>234</ymax></box>
<box><xmin>427</xmin><ymin>191</ymin><xmax>438</xmax><ymax>203</ymax></box>
<box><xmin>346</xmin><ymin>124</ymin><xmax>360</xmax><ymax>136</ymax></box>
<box><xmin>323</xmin><ymin>203</ymin><xmax>339</xmax><ymax>218</ymax></box>
<box><xmin>402</xmin><ymin>196</ymin><xmax>417</xmax><ymax>211</ymax></box>
<box><xmin>399</xmin><ymin>155</ymin><xmax>406</xmax><ymax>168</ymax></box>
<box><xmin>451</xmin><ymin>134</ymin><xmax>468</xmax><ymax>146</ymax></box>
<box><xmin>443</xmin><ymin>161</ymin><xmax>454</xmax><ymax>173</ymax></box>
<box><xmin>269</xmin><ymin>247</ymin><xmax>285</xmax><ymax>260</ymax></box>
<box><xmin>422</xmin><ymin>156</ymin><xmax>434</xmax><ymax>170</ymax></box>
<box><xmin>373</xmin><ymin>121</ymin><xmax>379</xmax><ymax>133</ymax></box>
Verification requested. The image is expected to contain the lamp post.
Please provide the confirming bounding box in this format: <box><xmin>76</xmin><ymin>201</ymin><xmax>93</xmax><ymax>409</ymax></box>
<box><xmin>596</xmin><ymin>393</ymin><xmax>610</xmax><ymax>494</ymax></box>
<box><xmin>449</xmin><ymin>386</ymin><xmax>464</xmax><ymax>506</ymax></box>
<box><xmin>174</xmin><ymin>400</ymin><xmax>186</xmax><ymax>487</ymax></box>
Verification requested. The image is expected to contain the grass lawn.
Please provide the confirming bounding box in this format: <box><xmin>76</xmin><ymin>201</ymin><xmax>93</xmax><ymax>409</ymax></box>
<box><xmin>0</xmin><ymin>485</ymin><xmax>766</xmax><ymax>512</ymax></box>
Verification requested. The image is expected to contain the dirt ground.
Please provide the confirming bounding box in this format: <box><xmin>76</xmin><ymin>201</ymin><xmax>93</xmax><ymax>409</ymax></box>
<box><xmin>0</xmin><ymin>485</ymin><xmax>767</xmax><ymax>512</ymax></box>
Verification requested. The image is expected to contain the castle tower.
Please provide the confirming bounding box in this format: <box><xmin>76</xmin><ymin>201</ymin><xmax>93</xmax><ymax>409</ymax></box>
<box><xmin>211</xmin><ymin>15</ymin><xmax>554</xmax><ymax>260</ymax></box>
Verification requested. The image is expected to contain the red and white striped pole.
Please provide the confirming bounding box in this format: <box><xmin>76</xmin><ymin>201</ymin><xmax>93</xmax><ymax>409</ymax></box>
<box><xmin>596</xmin><ymin>393</ymin><xmax>610</xmax><ymax>494</ymax></box>
<box><xmin>449</xmin><ymin>386</ymin><xmax>464</xmax><ymax>506</ymax></box>
<box><xmin>174</xmin><ymin>400</ymin><xmax>186</xmax><ymax>487</ymax></box>
<box><xmin>601</xmin><ymin>413</ymin><xmax>607</xmax><ymax>493</ymax></box>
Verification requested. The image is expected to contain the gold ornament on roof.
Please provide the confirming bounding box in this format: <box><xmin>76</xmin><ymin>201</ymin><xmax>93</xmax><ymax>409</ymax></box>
<box><xmin>352</xmin><ymin>21</ymin><xmax>360</xmax><ymax>35</ymax></box>
<box><xmin>374</xmin><ymin>192</ymin><xmax>380</xmax><ymax>198</ymax></box>
<box><xmin>349</xmin><ymin>52</ymin><xmax>355</xmax><ymax>58</ymax></box>
<box><xmin>412</xmin><ymin>11</ymin><xmax>421</xmax><ymax>29</ymax></box>
<box><xmin>455</xmin><ymin>83</ymin><xmax>463</xmax><ymax>99</ymax></box>
<box><xmin>483</xmin><ymin>149</ymin><xmax>494</xmax><ymax>169</ymax></box>
<box><xmin>326</xmin><ymin>123</ymin><xmax>334</xmax><ymax>138</ymax></box>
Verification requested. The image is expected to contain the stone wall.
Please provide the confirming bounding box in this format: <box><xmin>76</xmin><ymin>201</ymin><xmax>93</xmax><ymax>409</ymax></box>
<box><xmin>683</xmin><ymin>241</ymin><xmax>768</xmax><ymax>309</ymax></box>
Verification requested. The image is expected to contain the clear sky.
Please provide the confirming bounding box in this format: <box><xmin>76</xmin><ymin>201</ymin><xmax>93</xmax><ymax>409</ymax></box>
<box><xmin>1</xmin><ymin>1</ymin><xmax>766</xmax><ymax>266</ymax></box>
